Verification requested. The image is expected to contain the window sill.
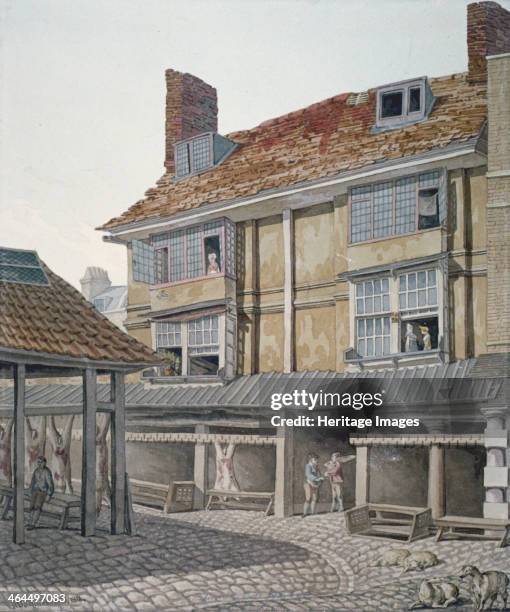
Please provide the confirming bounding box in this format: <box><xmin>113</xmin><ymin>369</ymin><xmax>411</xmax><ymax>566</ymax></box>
<box><xmin>348</xmin><ymin>225</ymin><xmax>442</xmax><ymax>248</ymax></box>
<box><xmin>151</xmin><ymin>273</ymin><xmax>229</xmax><ymax>290</ymax></box>
<box><xmin>141</xmin><ymin>371</ymin><xmax>225</xmax><ymax>385</ymax></box>
<box><xmin>344</xmin><ymin>348</ymin><xmax>447</xmax><ymax>371</ymax></box>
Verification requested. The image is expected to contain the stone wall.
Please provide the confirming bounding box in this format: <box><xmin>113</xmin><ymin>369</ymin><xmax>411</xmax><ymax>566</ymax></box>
<box><xmin>486</xmin><ymin>54</ymin><xmax>510</xmax><ymax>352</ymax></box>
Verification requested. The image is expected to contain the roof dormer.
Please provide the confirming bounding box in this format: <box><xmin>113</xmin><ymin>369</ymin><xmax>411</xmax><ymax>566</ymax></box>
<box><xmin>174</xmin><ymin>132</ymin><xmax>237</xmax><ymax>179</ymax></box>
<box><xmin>374</xmin><ymin>76</ymin><xmax>435</xmax><ymax>131</ymax></box>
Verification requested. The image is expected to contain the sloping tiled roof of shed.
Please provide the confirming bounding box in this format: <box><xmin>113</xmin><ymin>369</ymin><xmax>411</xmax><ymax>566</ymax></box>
<box><xmin>101</xmin><ymin>73</ymin><xmax>487</xmax><ymax>231</ymax></box>
<box><xmin>0</xmin><ymin>255</ymin><xmax>158</xmax><ymax>366</ymax></box>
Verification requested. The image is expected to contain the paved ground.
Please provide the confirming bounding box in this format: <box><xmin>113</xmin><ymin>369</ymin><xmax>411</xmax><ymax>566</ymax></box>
<box><xmin>0</xmin><ymin>505</ymin><xmax>509</xmax><ymax>611</ymax></box>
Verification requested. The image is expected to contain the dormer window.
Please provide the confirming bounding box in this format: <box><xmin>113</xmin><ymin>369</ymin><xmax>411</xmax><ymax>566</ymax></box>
<box><xmin>375</xmin><ymin>77</ymin><xmax>433</xmax><ymax>130</ymax></box>
<box><xmin>174</xmin><ymin>133</ymin><xmax>237</xmax><ymax>179</ymax></box>
<box><xmin>175</xmin><ymin>134</ymin><xmax>212</xmax><ymax>177</ymax></box>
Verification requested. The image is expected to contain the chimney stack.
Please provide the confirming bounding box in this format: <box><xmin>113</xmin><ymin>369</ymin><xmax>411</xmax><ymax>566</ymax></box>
<box><xmin>164</xmin><ymin>69</ymin><xmax>218</xmax><ymax>173</ymax></box>
<box><xmin>80</xmin><ymin>267</ymin><xmax>111</xmax><ymax>301</ymax></box>
<box><xmin>467</xmin><ymin>2</ymin><xmax>510</xmax><ymax>83</ymax></box>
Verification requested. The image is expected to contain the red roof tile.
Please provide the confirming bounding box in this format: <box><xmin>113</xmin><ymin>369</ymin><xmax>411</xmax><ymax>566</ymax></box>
<box><xmin>0</xmin><ymin>261</ymin><xmax>159</xmax><ymax>366</ymax></box>
<box><xmin>100</xmin><ymin>73</ymin><xmax>487</xmax><ymax>231</ymax></box>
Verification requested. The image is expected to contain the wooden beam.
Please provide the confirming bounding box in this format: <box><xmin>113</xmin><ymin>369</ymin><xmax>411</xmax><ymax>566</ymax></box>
<box><xmin>428</xmin><ymin>444</ymin><xmax>446</xmax><ymax>520</ymax></box>
<box><xmin>274</xmin><ymin>424</ymin><xmax>294</xmax><ymax>517</ymax></box>
<box><xmin>355</xmin><ymin>445</ymin><xmax>370</xmax><ymax>506</ymax></box>
<box><xmin>282</xmin><ymin>208</ymin><xmax>294</xmax><ymax>373</ymax></box>
<box><xmin>0</xmin><ymin>403</ymin><xmax>113</xmax><ymax>418</ymax></box>
<box><xmin>110</xmin><ymin>372</ymin><xmax>126</xmax><ymax>535</ymax></box>
<box><xmin>193</xmin><ymin>424</ymin><xmax>209</xmax><ymax>509</ymax></box>
<box><xmin>81</xmin><ymin>368</ymin><xmax>97</xmax><ymax>537</ymax></box>
<box><xmin>13</xmin><ymin>364</ymin><xmax>26</xmax><ymax>544</ymax></box>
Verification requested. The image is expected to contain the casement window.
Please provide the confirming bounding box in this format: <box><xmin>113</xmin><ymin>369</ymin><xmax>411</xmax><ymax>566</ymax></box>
<box><xmin>350</xmin><ymin>170</ymin><xmax>445</xmax><ymax>244</ymax></box>
<box><xmin>355</xmin><ymin>279</ymin><xmax>391</xmax><ymax>358</ymax></box>
<box><xmin>132</xmin><ymin>218</ymin><xmax>236</xmax><ymax>285</ymax></box>
<box><xmin>188</xmin><ymin>315</ymin><xmax>220</xmax><ymax>375</ymax></box>
<box><xmin>175</xmin><ymin>135</ymin><xmax>212</xmax><ymax>178</ymax></box>
<box><xmin>398</xmin><ymin>269</ymin><xmax>439</xmax><ymax>354</ymax></box>
<box><xmin>353</xmin><ymin>266</ymin><xmax>441</xmax><ymax>359</ymax></box>
<box><xmin>174</xmin><ymin>133</ymin><xmax>237</xmax><ymax>179</ymax></box>
<box><xmin>156</xmin><ymin>316</ymin><xmax>219</xmax><ymax>376</ymax></box>
<box><xmin>154</xmin><ymin>311</ymin><xmax>237</xmax><ymax>378</ymax></box>
<box><xmin>156</xmin><ymin>321</ymin><xmax>183</xmax><ymax>376</ymax></box>
<box><xmin>375</xmin><ymin>77</ymin><xmax>434</xmax><ymax>129</ymax></box>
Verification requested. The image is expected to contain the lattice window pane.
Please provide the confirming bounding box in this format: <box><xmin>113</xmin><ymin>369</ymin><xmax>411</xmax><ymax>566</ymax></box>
<box><xmin>175</xmin><ymin>142</ymin><xmax>190</xmax><ymax>177</ymax></box>
<box><xmin>154</xmin><ymin>247</ymin><xmax>169</xmax><ymax>284</ymax></box>
<box><xmin>191</xmin><ymin>136</ymin><xmax>211</xmax><ymax>172</ymax></box>
<box><xmin>373</xmin><ymin>182</ymin><xmax>393</xmax><ymax>238</ymax></box>
<box><xmin>395</xmin><ymin>176</ymin><xmax>416</xmax><ymax>235</ymax></box>
<box><xmin>169</xmin><ymin>230</ymin><xmax>185</xmax><ymax>282</ymax></box>
<box><xmin>355</xmin><ymin>278</ymin><xmax>391</xmax><ymax>315</ymax></box>
<box><xmin>356</xmin><ymin>316</ymin><xmax>391</xmax><ymax>357</ymax></box>
<box><xmin>224</xmin><ymin>219</ymin><xmax>236</xmax><ymax>278</ymax></box>
<box><xmin>188</xmin><ymin>315</ymin><xmax>220</xmax><ymax>354</ymax></box>
<box><xmin>186</xmin><ymin>226</ymin><xmax>203</xmax><ymax>278</ymax></box>
<box><xmin>132</xmin><ymin>240</ymin><xmax>155</xmax><ymax>284</ymax></box>
<box><xmin>351</xmin><ymin>198</ymin><xmax>372</xmax><ymax>243</ymax></box>
<box><xmin>399</xmin><ymin>268</ymin><xmax>438</xmax><ymax>313</ymax></box>
<box><xmin>156</xmin><ymin>321</ymin><xmax>182</xmax><ymax>347</ymax></box>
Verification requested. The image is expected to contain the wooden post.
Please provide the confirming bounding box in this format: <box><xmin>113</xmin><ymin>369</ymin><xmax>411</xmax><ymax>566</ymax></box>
<box><xmin>110</xmin><ymin>371</ymin><xmax>126</xmax><ymax>535</ymax></box>
<box><xmin>275</xmin><ymin>424</ymin><xmax>294</xmax><ymax>517</ymax></box>
<box><xmin>13</xmin><ymin>364</ymin><xmax>26</xmax><ymax>544</ymax></box>
<box><xmin>81</xmin><ymin>368</ymin><xmax>97</xmax><ymax>537</ymax></box>
<box><xmin>193</xmin><ymin>424</ymin><xmax>209</xmax><ymax>509</ymax></box>
<box><xmin>283</xmin><ymin>208</ymin><xmax>294</xmax><ymax>373</ymax></box>
<box><xmin>355</xmin><ymin>445</ymin><xmax>370</xmax><ymax>506</ymax></box>
<box><xmin>428</xmin><ymin>444</ymin><xmax>446</xmax><ymax>519</ymax></box>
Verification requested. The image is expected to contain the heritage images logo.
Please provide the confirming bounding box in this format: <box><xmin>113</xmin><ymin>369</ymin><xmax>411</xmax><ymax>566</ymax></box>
<box><xmin>270</xmin><ymin>390</ymin><xmax>384</xmax><ymax>411</ymax></box>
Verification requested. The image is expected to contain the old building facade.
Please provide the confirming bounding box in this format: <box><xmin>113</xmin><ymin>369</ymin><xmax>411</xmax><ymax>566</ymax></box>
<box><xmin>99</xmin><ymin>2</ymin><xmax>510</xmax><ymax>519</ymax></box>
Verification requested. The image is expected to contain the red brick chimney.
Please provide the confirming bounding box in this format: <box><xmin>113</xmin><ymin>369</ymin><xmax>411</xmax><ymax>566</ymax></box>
<box><xmin>164</xmin><ymin>69</ymin><xmax>218</xmax><ymax>173</ymax></box>
<box><xmin>467</xmin><ymin>1</ymin><xmax>510</xmax><ymax>83</ymax></box>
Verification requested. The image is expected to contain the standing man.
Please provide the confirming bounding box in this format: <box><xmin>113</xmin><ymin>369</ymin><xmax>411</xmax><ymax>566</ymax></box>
<box><xmin>324</xmin><ymin>452</ymin><xmax>355</xmax><ymax>512</ymax></box>
<box><xmin>303</xmin><ymin>452</ymin><xmax>324</xmax><ymax>517</ymax></box>
<box><xmin>28</xmin><ymin>456</ymin><xmax>54</xmax><ymax>530</ymax></box>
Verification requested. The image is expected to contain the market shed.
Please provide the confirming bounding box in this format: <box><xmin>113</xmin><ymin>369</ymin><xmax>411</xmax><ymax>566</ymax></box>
<box><xmin>0</xmin><ymin>247</ymin><xmax>159</xmax><ymax>544</ymax></box>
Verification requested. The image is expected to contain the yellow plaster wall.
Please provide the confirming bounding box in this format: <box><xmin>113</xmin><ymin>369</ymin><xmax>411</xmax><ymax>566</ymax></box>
<box><xmin>257</xmin><ymin>216</ymin><xmax>284</xmax><ymax>290</ymax></box>
<box><xmin>294</xmin><ymin>202</ymin><xmax>335</xmax><ymax>285</ymax></box>
<box><xmin>295</xmin><ymin>307</ymin><xmax>336</xmax><ymax>371</ymax></box>
<box><xmin>258</xmin><ymin>313</ymin><xmax>284</xmax><ymax>372</ymax></box>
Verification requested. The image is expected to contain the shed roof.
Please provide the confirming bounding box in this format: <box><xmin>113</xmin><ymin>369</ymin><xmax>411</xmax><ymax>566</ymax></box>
<box><xmin>0</xmin><ymin>248</ymin><xmax>158</xmax><ymax>369</ymax></box>
<box><xmin>101</xmin><ymin>73</ymin><xmax>487</xmax><ymax>231</ymax></box>
<box><xmin>0</xmin><ymin>357</ymin><xmax>504</xmax><ymax>412</ymax></box>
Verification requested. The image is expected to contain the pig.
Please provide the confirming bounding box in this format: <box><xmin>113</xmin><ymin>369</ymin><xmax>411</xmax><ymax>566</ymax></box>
<box><xmin>409</xmin><ymin>579</ymin><xmax>459</xmax><ymax>609</ymax></box>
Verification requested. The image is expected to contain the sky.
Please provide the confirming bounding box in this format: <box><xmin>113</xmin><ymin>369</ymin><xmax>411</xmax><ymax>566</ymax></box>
<box><xmin>1</xmin><ymin>0</ymin><xmax>508</xmax><ymax>289</ymax></box>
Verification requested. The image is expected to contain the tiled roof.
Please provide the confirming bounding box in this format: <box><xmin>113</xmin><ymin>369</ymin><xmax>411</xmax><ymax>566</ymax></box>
<box><xmin>0</xmin><ymin>258</ymin><xmax>158</xmax><ymax>366</ymax></box>
<box><xmin>101</xmin><ymin>73</ymin><xmax>487</xmax><ymax>231</ymax></box>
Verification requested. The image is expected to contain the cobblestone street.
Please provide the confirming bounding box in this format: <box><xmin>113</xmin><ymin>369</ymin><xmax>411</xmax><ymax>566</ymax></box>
<box><xmin>0</xmin><ymin>506</ymin><xmax>509</xmax><ymax>611</ymax></box>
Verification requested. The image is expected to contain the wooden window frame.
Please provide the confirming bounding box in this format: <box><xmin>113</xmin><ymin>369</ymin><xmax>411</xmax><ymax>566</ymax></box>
<box><xmin>348</xmin><ymin>170</ymin><xmax>442</xmax><ymax>245</ymax></box>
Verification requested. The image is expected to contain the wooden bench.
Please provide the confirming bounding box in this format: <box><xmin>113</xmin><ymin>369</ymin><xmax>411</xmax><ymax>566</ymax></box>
<box><xmin>130</xmin><ymin>479</ymin><xmax>170</xmax><ymax>510</ymax></box>
<box><xmin>344</xmin><ymin>503</ymin><xmax>432</xmax><ymax>543</ymax></box>
<box><xmin>0</xmin><ymin>484</ymin><xmax>80</xmax><ymax>530</ymax></box>
<box><xmin>435</xmin><ymin>515</ymin><xmax>510</xmax><ymax>548</ymax></box>
<box><xmin>206</xmin><ymin>489</ymin><xmax>274</xmax><ymax>516</ymax></box>
<box><xmin>129</xmin><ymin>479</ymin><xmax>195</xmax><ymax>513</ymax></box>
